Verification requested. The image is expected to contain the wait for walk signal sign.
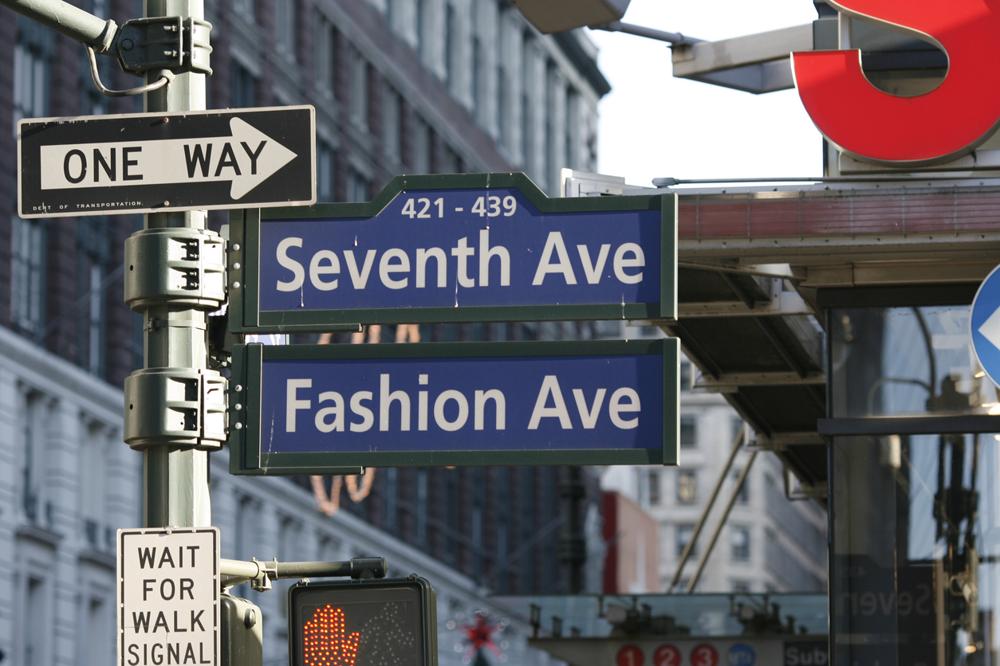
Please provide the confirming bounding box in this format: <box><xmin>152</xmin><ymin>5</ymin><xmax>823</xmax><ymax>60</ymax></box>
<box><xmin>289</xmin><ymin>577</ymin><xmax>438</xmax><ymax>666</ymax></box>
<box><xmin>117</xmin><ymin>527</ymin><xmax>220</xmax><ymax>666</ymax></box>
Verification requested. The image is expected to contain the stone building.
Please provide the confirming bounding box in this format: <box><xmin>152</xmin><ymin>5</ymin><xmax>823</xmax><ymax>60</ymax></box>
<box><xmin>0</xmin><ymin>0</ymin><xmax>609</xmax><ymax>663</ymax></box>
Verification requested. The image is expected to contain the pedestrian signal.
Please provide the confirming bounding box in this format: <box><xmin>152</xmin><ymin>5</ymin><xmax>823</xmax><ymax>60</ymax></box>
<box><xmin>288</xmin><ymin>577</ymin><xmax>437</xmax><ymax>666</ymax></box>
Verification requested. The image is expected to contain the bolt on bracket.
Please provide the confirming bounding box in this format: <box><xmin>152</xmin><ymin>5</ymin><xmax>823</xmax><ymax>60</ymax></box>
<box><xmin>116</xmin><ymin>16</ymin><xmax>212</xmax><ymax>76</ymax></box>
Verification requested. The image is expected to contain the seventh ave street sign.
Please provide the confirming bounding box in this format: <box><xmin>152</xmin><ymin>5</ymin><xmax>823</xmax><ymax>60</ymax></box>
<box><xmin>17</xmin><ymin>105</ymin><xmax>315</xmax><ymax>218</ymax></box>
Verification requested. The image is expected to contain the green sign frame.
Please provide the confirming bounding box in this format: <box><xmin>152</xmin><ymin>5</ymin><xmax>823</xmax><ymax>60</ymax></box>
<box><xmin>228</xmin><ymin>172</ymin><xmax>676</xmax><ymax>333</ymax></box>
<box><xmin>229</xmin><ymin>338</ymin><xmax>679</xmax><ymax>475</ymax></box>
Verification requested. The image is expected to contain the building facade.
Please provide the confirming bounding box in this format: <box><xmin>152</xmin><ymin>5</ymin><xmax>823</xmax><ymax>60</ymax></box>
<box><xmin>602</xmin><ymin>344</ymin><xmax>828</xmax><ymax>595</ymax></box>
<box><xmin>0</xmin><ymin>0</ymin><xmax>610</xmax><ymax>663</ymax></box>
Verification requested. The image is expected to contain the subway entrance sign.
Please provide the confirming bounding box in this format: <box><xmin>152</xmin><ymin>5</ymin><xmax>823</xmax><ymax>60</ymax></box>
<box><xmin>229</xmin><ymin>339</ymin><xmax>679</xmax><ymax>474</ymax></box>
<box><xmin>18</xmin><ymin>105</ymin><xmax>315</xmax><ymax>218</ymax></box>
<box><xmin>288</xmin><ymin>577</ymin><xmax>437</xmax><ymax>666</ymax></box>
<box><xmin>227</xmin><ymin>173</ymin><xmax>676</xmax><ymax>331</ymax></box>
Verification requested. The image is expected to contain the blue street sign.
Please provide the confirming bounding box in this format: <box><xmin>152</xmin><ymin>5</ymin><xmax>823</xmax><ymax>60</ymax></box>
<box><xmin>971</xmin><ymin>264</ymin><xmax>1000</xmax><ymax>387</ymax></box>
<box><xmin>229</xmin><ymin>339</ymin><xmax>679</xmax><ymax>474</ymax></box>
<box><xmin>228</xmin><ymin>173</ymin><xmax>676</xmax><ymax>332</ymax></box>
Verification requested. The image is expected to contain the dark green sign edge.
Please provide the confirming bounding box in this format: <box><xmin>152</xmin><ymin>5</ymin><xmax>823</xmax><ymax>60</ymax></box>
<box><xmin>228</xmin><ymin>172</ymin><xmax>677</xmax><ymax>333</ymax></box>
<box><xmin>228</xmin><ymin>338</ymin><xmax>680</xmax><ymax>474</ymax></box>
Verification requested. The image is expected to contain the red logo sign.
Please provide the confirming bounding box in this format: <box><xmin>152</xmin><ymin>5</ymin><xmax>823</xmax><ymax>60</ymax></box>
<box><xmin>653</xmin><ymin>644</ymin><xmax>682</xmax><ymax>666</ymax></box>
<box><xmin>617</xmin><ymin>644</ymin><xmax>645</xmax><ymax>666</ymax></box>
<box><xmin>792</xmin><ymin>0</ymin><xmax>1000</xmax><ymax>164</ymax></box>
<box><xmin>690</xmin><ymin>643</ymin><xmax>719</xmax><ymax>666</ymax></box>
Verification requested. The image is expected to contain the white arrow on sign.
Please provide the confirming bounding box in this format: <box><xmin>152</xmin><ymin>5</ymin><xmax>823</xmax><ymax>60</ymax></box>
<box><xmin>979</xmin><ymin>306</ymin><xmax>1000</xmax><ymax>351</ymax></box>
<box><xmin>39</xmin><ymin>117</ymin><xmax>296</xmax><ymax>200</ymax></box>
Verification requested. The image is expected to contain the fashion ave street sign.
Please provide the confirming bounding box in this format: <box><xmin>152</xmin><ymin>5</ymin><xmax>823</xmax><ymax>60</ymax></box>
<box><xmin>18</xmin><ymin>105</ymin><xmax>315</xmax><ymax>218</ymax></box>
<box><xmin>228</xmin><ymin>339</ymin><xmax>679</xmax><ymax>474</ymax></box>
<box><xmin>793</xmin><ymin>0</ymin><xmax>1000</xmax><ymax>164</ymax></box>
<box><xmin>228</xmin><ymin>173</ymin><xmax>676</xmax><ymax>332</ymax></box>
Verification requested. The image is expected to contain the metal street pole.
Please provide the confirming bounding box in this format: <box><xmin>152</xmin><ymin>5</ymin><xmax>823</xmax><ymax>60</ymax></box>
<box><xmin>126</xmin><ymin>0</ymin><xmax>222</xmax><ymax>529</ymax></box>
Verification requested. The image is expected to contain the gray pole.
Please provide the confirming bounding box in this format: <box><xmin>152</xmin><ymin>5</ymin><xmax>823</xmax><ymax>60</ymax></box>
<box><xmin>686</xmin><ymin>450</ymin><xmax>759</xmax><ymax>593</ymax></box>
<box><xmin>141</xmin><ymin>0</ymin><xmax>211</xmax><ymax>529</ymax></box>
<box><xmin>668</xmin><ymin>428</ymin><xmax>745</xmax><ymax>592</ymax></box>
<box><xmin>0</xmin><ymin>0</ymin><xmax>116</xmax><ymax>50</ymax></box>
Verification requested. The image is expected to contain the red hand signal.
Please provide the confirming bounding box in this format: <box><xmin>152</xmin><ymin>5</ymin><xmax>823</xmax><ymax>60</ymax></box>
<box><xmin>793</xmin><ymin>0</ymin><xmax>1000</xmax><ymax>164</ymax></box>
<box><xmin>302</xmin><ymin>604</ymin><xmax>362</xmax><ymax>666</ymax></box>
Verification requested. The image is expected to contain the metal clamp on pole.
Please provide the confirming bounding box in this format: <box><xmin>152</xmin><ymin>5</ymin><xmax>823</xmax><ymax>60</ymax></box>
<box><xmin>124</xmin><ymin>368</ymin><xmax>227</xmax><ymax>450</ymax></box>
<box><xmin>115</xmin><ymin>16</ymin><xmax>213</xmax><ymax>75</ymax></box>
<box><xmin>124</xmin><ymin>228</ymin><xmax>226</xmax><ymax>310</ymax></box>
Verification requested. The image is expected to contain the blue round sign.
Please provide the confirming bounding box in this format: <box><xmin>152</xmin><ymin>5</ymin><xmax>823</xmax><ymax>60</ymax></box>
<box><xmin>727</xmin><ymin>643</ymin><xmax>756</xmax><ymax>666</ymax></box>
<box><xmin>971</xmin><ymin>264</ymin><xmax>1000</xmax><ymax>388</ymax></box>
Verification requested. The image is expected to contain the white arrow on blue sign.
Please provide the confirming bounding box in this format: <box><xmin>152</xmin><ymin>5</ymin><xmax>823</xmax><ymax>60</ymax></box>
<box><xmin>971</xmin><ymin>264</ymin><xmax>1000</xmax><ymax>387</ymax></box>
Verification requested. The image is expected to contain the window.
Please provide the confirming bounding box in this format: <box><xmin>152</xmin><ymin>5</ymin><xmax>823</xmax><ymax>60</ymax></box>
<box><xmin>730</xmin><ymin>579</ymin><xmax>752</xmax><ymax>593</ymax></box>
<box><xmin>314</xmin><ymin>15</ymin><xmax>335</xmax><ymax>96</ymax></box>
<box><xmin>275</xmin><ymin>0</ymin><xmax>296</xmax><ymax>59</ymax></box>
<box><xmin>647</xmin><ymin>470</ymin><xmax>661</xmax><ymax>506</ymax></box>
<box><xmin>520</xmin><ymin>93</ymin><xmax>532</xmax><ymax>169</ymax></box>
<box><xmin>346</xmin><ymin>168</ymin><xmax>370</xmax><ymax>203</ymax></box>
<box><xmin>730</xmin><ymin>525</ymin><xmax>751</xmax><ymax>561</ymax></box>
<box><xmin>676</xmin><ymin>470</ymin><xmax>698</xmax><ymax>505</ymax></box>
<box><xmin>383</xmin><ymin>468</ymin><xmax>398</xmax><ymax>530</ymax></box>
<box><xmin>415</xmin><ymin>0</ymin><xmax>427</xmax><ymax>59</ymax></box>
<box><xmin>349</xmin><ymin>48</ymin><xmax>369</xmax><ymax>129</ymax></box>
<box><xmin>732</xmin><ymin>416</ymin><xmax>744</xmax><ymax>441</ymax></box>
<box><xmin>232</xmin><ymin>0</ymin><xmax>255</xmax><ymax>22</ymax></box>
<box><xmin>80</xmin><ymin>422</ymin><xmax>108</xmax><ymax>545</ymax></box>
<box><xmin>471</xmin><ymin>36</ymin><xmax>483</xmax><ymax>111</ymax></box>
<box><xmin>77</xmin><ymin>219</ymin><xmax>110</xmax><ymax>375</ymax></box>
<box><xmin>14</xmin><ymin>22</ymin><xmax>51</xmax><ymax>130</ymax></box>
<box><xmin>230</xmin><ymin>62</ymin><xmax>257</xmax><ymax>107</ymax></box>
<box><xmin>680</xmin><ymin>361</ymin><xmax>692</xmax><ymax>391</ymax></box>
<box><xmin>21</xmin><ymin>390</ymin><xmax>48</xmax><ymax>525</ymax></box>
<box><xmin>11</xmin><ymin>217</ymin><xmax>46</xmax><ymax>338</ymax></box>
<box><xmin>732</xmin><ymin>469</ymin><xmax>750</xmax><ymax>505</ymax></box>
<box><xmin>382</xmin><ymin>87</ymin><xmax>402</xmax><ymax>159</ymax></box>
<box><xmin>564</xmin><ymin>87</ymin><xmax>578</xmax><ymax>168</ymax></box>
<box><xmin>676</xmin><ymin>523</ymin><xmax>696</xmax><ymax>557</ymax></box>
<box><xmin>680</xmin><ymin>415</ymin><xmax>698</xmax><ymax>448</ymax></box>
<box><xmin>543</xmin><ymin>62</ymin><xmax>558</xmax><ymax>190</ymax></box>
<box><xmin>317</xmin><ymin>141</ymin><xmax>335</xmax><ymax>201</ymax></box>
<box><xmin>415</xmin><ymin>469</ymin><xmax>428</xmax><ymax>545</ymax></box>
<box><xmin>83</xmin><ymin>592</ymin><xmax>113</xmax><ymax>665</ymax></box>
<box><xmin>445</xmin><ymin>3</ymin><xmax>457</xmax><ymax>86</ymax></box>
<box><xmin>24</xmin><ymin>575</ymin><xmax>49</xmax><ymax>664</ymax></box>
<box><xmin>497</xmin><ymin>65</ymin><xmax>510</xmax><ymax>147</ymax></box>
<box><xmin>410</xmin><ymin>117</ymin><xmax>431</xmax><ymax>173</ymax></box>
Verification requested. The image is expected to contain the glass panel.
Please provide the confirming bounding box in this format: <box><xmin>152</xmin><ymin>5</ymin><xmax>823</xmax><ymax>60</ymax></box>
<box><xmin>832</xmin><ymin>433</ymin><xmax>1000</xmax><ymax>663</ymax></box>
<box><xmin>831</xmin><ymin>305</ymin><xmax>991</xmax><ymax>418</ymax></box>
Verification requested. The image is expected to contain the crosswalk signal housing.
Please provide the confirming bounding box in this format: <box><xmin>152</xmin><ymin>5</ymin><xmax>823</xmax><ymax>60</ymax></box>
<box><xmin>289</xmin><ymin>576</ymin><xmax>438</xmax><ymax>666</ymax></box>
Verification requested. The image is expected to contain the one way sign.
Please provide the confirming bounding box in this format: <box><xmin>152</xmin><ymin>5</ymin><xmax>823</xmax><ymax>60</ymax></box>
<box><xmin>18</xmin><ymin>105</ymin><xmax>315</xmax><ymax>218</ymax></box>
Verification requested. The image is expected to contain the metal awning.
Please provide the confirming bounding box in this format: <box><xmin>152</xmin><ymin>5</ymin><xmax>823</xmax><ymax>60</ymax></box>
<box><xmin>670</xmin><ymin>182</ymin><xmax>1000</xmax><ymax>494</ymax></box>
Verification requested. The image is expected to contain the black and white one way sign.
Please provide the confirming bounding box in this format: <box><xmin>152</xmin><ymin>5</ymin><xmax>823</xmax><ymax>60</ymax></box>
<box><xmin>18</xmin><ymin>105</ymin><xmax>315</xmax><ymax>218</ymax></box>
<box><xmin>118</xmin><ymin>528</ymin><xmax>220</xmax><ymax>666</ymax></box>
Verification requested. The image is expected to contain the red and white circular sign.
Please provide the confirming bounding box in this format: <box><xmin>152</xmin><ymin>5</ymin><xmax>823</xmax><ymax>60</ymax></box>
<box><xmin>653</xmin><ymin>644</ymin><xmax>682</xmax><ymax>666</ymax></box>
<box><xmin>690</xmin><ymin>644</ymin><xmax>719</xmax><ymax>666</ymax></box>
<box><xmin>616</xmin><ymin>644</ymin><xmax>645</xmax><ymax>666</ymax></box>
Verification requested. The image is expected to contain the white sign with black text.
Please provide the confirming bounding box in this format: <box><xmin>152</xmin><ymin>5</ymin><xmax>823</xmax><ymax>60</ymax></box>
<box><xmin>117</xmin><ymin>528</ymin><xmax>220</xmax><ymax>666</ymax></box>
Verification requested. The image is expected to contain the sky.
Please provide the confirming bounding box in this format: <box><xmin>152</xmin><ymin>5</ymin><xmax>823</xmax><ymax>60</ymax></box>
<box><xmin>589</xmin><ymin>0</ymin><xmax>824</xmax><ymax>187</ymax></box>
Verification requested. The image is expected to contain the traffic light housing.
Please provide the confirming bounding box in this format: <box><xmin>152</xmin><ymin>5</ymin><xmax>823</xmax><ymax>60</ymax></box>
<box><xmin>288</xmin><ymin>576</ymin><xmax>438</xmax><ymax>666</ymax></box>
